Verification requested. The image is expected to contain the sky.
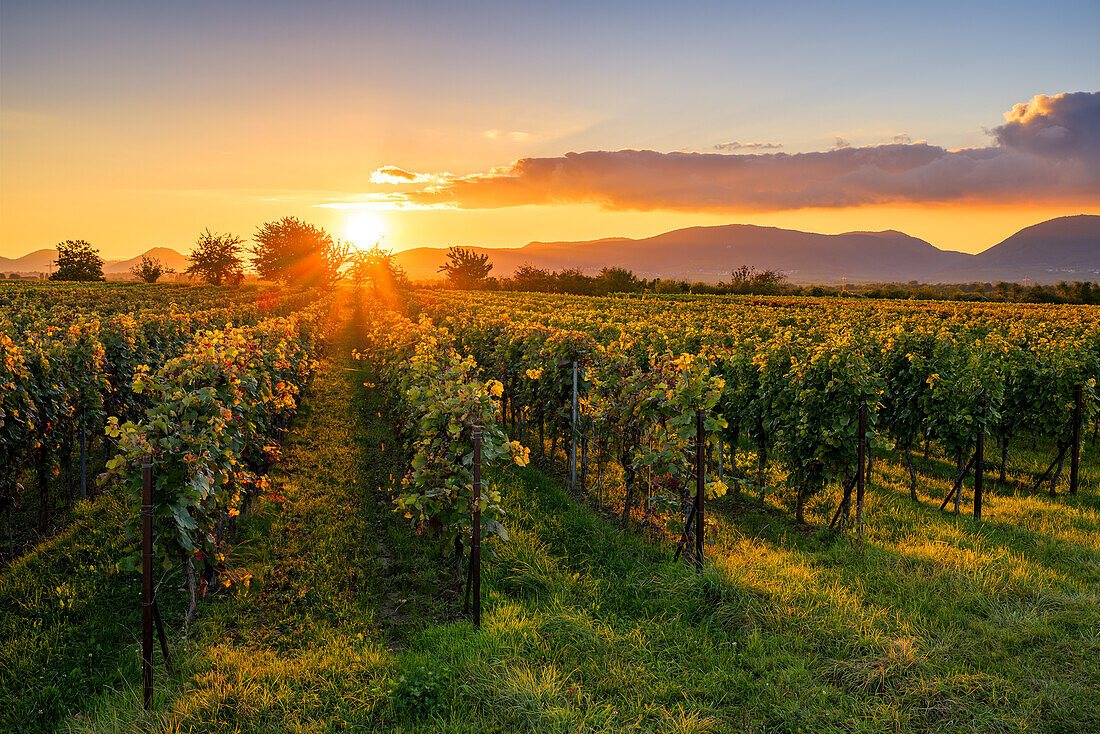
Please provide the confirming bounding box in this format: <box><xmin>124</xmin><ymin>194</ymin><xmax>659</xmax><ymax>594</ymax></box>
<box><xmin>1</xmin><ymin>0</ymin><xmax>1098</xmax><ymax>260</ymax></box>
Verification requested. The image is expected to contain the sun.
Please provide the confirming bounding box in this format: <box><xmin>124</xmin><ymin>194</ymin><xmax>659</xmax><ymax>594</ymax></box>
<box><xmin>344</xmin><ymin>212</ymin><xmax>387</xmax><ymax>250</ymax></box>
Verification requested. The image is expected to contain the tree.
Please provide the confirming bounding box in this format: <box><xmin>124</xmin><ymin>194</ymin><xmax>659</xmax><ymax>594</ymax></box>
<box><xmin>728</xmin><ymin>265</ymin><xmax>786</xmax><ymax>294</ymax></box>
<box><xmin>554</xmin><ymin>267</ymin><xmax>593</xmax><ymax>295</ymax></box>
<box><xmin>596</xmin><ymin>267</ymin><xmax>640</xmax><ymax>294</ymax></box>
<box><xmin>186</xmin><ymin>229</ymin><xmax>245</xmax><ymax>286</ymax></box>
<box><xmin>50</xmin><ymin>240</ymin><xmax>104</xmax><ymax>281</ymax></box>
<box><xmin>347</xmin><ymin>245</ymin><xmax>408</xmax><ymax>308</ymax></box>
<box><xmin>251</xmin><ymin>217</ymin><xmax>349</xmax><ymax>286</ymax></box>
<box><xmin>438</xmin><ymin>246</ymin><xmax>492</xmax><ymax>289</ymax></box>
<box><xmin>356</xmin><ymin>246</ymin><xmax>408</xmax><ymax>285</ymax></box>
<box><xmin>129</xmin><ymin>254</ymin><xmax>173</xmax><ymax>283</ymax></box>
<box><xmin>510</xmin><ymin>264</ymin><xmax>554</xmax><ymax>292</ymax></box>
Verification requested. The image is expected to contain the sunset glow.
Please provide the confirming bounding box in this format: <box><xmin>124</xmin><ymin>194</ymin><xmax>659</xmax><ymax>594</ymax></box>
<box><xmin>344</xmin><ymin>212</ymin><xmax>388</xmax><ymax>251</ymax></box>
<box><xmin>1</xmin><ymin>1</ymin><xmax>1097</xmax><ymax>262</ymax></box>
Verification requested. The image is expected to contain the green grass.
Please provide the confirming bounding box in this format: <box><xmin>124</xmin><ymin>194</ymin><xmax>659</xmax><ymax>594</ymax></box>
<box><xmin>7</xmin><ymin>296</ymin><xmax>1098</xmax><ymax>733</ymax></box>
<box><xmin>0</xmin><ymin>489</ymin><xmax>188</xmax><ymax>733</ymax></box>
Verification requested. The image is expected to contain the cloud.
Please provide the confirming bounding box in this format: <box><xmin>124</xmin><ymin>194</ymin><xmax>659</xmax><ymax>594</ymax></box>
<box><xmin>316</xmin><ymin>192</ymin><xmax>455</xmax><ymax>211</ymax></box>
<box><xmin>485</xmin><ymin>129</ymin><xmax>532</xmax><ymax>142</ymax></box>
<box><xmin>992</xmin><ymin>91</ymin><xmax>1100</xmax><ymax>161</ymax></box>
<box><xmin>369</xmin><ymin>166</ymin><xmax>440</xmax><ymax>184</ymax></box>
<box><xmin>346</xmin><ymin>91</ymin><xmax>1100</xmax><ymax>214</ymax></box>
<box><xmin>892</xmin><ymin>134</ymin><xmax>912</xmax><ymax>145</ymax></box>
<box><xmin>715</xmin><ymin>141</ymin><xmax>783</xmax><ymax>152</ymax></box>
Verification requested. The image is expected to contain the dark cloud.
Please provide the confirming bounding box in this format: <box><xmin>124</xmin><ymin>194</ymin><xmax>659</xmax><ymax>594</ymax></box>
<box><xmin>992</xmin><ymin>91</ymin><xmax>1100</xmax><ymax>161</ymax></box>
<box><xmin>892</xmin><ymin>134</ymin><xmax>912</xmax><ymax>145</ymax></box>
<box><xmin>375</xmin><ymin>92</ymin><xmax>1100</xmax><ymax>213</ymax></box>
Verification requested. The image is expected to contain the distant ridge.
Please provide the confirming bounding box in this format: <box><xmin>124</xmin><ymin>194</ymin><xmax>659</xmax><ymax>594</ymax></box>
<box><xmin>103</xmin><ymin>247</ymin><xmax>190</xmax><ymax>274</ymax></box>
<box><xmin>0</xmin><ymin>247</ymin><xmax>190</xmax><ymax>276</ymax></box>
<box><xmin>3</xmin><ymin>216</ymin><xmax>1097</xmax><ymax>284</ymax></box>
<box><xmin>0</xmin><ymin>248</ymin><xmax>58</xmax><ymax>273</ymax></box>
<box><xmin>932</xmin><ymin>215</ymin><xmax>1100</xmax><ymax>282</ymax></box>
<box><xmin>393</xmin><ymin>216</ymin><xmax>1099</xmax><ymax>284</ymax></box>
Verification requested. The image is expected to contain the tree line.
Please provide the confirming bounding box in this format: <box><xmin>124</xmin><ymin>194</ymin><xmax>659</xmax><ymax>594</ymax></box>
<box><xmin>42</xmin><ymin>217</ymin><xmax>370</xmax><ymax>288</ymax></box>
<box><xmin>433</xmin><ymin>249</ymin><xmax>1100</xmax><ymax>304</ymax></box>
<box><xmin>37</xmin><ymin>235</ymin><xmax>1100</xmax><ymax>305</ymax></box>
<box><xmin>433</xmin><ymin>247</ymin><xmax>645</xmax><ymax>295</ymax></box>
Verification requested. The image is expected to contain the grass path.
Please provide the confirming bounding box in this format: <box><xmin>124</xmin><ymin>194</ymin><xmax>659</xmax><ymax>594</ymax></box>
<box><xmin>72</xmin><ymin>295</ymin><xmax>405</xmax><ymax>731</ymax></box>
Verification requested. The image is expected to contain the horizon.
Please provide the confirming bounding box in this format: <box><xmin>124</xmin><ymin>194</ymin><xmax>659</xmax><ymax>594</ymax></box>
<box><xmin>2</xmin><ymin>214</ymin><xmax>1096</xmax><ymax>265</ymax></box>
<box><xmin>2</xmin><ymin>1</ymin><xmax>1098</xmax><ymax>260</ymax></box>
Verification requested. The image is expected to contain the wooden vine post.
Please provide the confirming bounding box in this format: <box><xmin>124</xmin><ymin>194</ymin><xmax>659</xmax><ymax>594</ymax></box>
<box><xmin>141</xmin><ymin>457</ymin><xmax>153</xmax><ymax>710</ymax></box>
<box><xmin>470</xmin><ymin>427</ymin><xmax>483</xmax><ymax>627</ymax></box>
<box><xmin>570</xmin><ymin>361</ymin><xmax>579</xmax><ymax>488</ymax></box>
<box><xmin>695</xmin><ymin>409</ymin><xmax>705</xmax><ymax>571</ymax></box>
<box><xmin>1070</xmin><ymin>383</ymin><xmax>1082</xmax><ymax>496</ymax></box>
<box><xmin>854</xmin><ymin>397</ymin><xmax>867</xmax><ymax>540</ymax></box>
<box><xmin>974</xmin><ymin>416</ymin><xmax>985</xmax><ymax>519</ymax></box>
<box><xmin>80</xmin><ymin>410</ymin><xmax>87</xmax><ymax>500</ymax></box>
<box><xmin>579</xmin><ymin>363</ymin><xmax>589</xmax><ymax>491</ymax></box>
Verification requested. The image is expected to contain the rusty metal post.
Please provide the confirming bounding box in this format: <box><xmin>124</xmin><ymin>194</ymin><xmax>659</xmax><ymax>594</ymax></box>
<box><xmin>471</xmin><ymin>427</ymin><xmax>482</xmax><ymax>627</ymax></box>
<box><xmin>141</xmin><ymin>457</ymin><xmax>153</xmax><ymax>709</ymax></box>
<box><xmin>695</xmin><ymin>410</ymin><xmax>705</xmax><ymax>572</ymax></box>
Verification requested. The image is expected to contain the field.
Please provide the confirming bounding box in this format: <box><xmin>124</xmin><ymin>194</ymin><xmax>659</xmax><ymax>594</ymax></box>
<box><xmin>2</xmin><ymin>284</ymin><xmax>1099</xmax><ymax>733</ymax></box>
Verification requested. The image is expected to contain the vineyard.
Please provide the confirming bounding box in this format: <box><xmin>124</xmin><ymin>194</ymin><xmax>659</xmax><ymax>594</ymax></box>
<box><xmin>413</xmin><ymin>291</ymin><xmax>1099</xmax><ymax>526</ymax></box>
<box><xmin>1</xmin><ymin>284</ymin><xmax>1098</xmax><ymax>733</ymax></box>
<box><xmin>0</xmin><ymin>282</ymin><xmax>329</xmax><ymax>731</ymax></box>
<box><xmin>1</xmin><ymin>281</ymin><xmax>321</xmax><ymax>556</ymax></box>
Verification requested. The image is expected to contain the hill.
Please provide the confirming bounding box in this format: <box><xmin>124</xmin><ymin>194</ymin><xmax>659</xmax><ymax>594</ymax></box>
<box><xmin>3</xmin><ymin>216</ymin><xmax>1096</xmax><ymax>284</ymax></box>
<box><xmin>0</xmin><ymin>248</ymin><xmax>58</xmax><ymax>274</ymax></box>
<box><xmin>103</xmin><ymin>247</ymin><xmax>190</xmax><ymax>274</ymax></box>
<box><xmin>0</xmin><ymin>247</ymin><xmax>190</xmax><ymax>276</ymax></box>
<box><xmin>394</xmin><ymin>224</ymin><xmax>973</xmax><ymax>283</ymax></box>
<box><xmin>932</xmin><ymin>215</ymin><xmax>1100</xmax><ymax>283</ymax></box>
<box><xmin>394</xmin><ymin>216</ymin><xmax>1099</xmax><ymax>284</ymax></box>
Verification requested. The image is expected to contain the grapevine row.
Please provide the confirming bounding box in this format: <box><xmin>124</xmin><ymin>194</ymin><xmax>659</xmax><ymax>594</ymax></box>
<box><xmin>99</xmin><ymin>297</ymin><xmax>330</xmax><ymax>619</ymax></box>
<box><xmin>417</xmin><ymin>291</ymin><xmax>1097</xmax><ymax>524</ymax></box>
<box><xmin>0</xmin><ymin>286</ymin><xmax>320</xmax><ymax>532</ymax></box>
<box><xmin>354</xmin><ymin>300</ymin><xmax>528</xmax><ymax>561</ymax></box>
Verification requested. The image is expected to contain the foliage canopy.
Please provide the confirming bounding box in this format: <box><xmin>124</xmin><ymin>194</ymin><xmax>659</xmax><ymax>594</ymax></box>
<box><xmin>438</xmin><ymin>246</ymin><xmax>492</xmax><ymax>289</ymax></box>
<box><xmin>129</xmin><ymin>254</ymin><xmax>172</xmax><ymax>283</ymax></box>
<box><xmin>252</xmin><ymin>217</ymin><xmax>349</xmax><ymax>286</ymax></box>
<box><xmin>186</xmin><ymin>229</ymin><xmax>245</xmax><ymax>286</ymax></box>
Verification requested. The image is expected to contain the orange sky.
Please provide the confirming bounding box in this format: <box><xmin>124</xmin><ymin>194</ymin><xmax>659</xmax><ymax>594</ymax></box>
<box><xmin>1</xmin><ymin>2</ymin><xmax>1097</xmax><ymax>261</ymax></box>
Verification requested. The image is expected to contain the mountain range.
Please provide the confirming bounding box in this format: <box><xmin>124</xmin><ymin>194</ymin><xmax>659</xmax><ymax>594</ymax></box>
<box><xmin>391</xmin><ymin>215</ymin><xmax>1100</xmax><ymax>284</ymax></box>
<box><xmin>2</xmin><ymin>216</ymin><xmax>1097</xmax><ymax>285</ymax></box>
<box><xmin>0</xmin><ymin>247</ymin><xmax>191</xmax><ymax>278</ymax></box>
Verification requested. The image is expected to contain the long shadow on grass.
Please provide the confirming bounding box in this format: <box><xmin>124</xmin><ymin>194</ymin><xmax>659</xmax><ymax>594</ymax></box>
<box><xmin>0</xmin><ymin>495</ymin><xmax>186</xmax><ymax>734</ymax></box>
